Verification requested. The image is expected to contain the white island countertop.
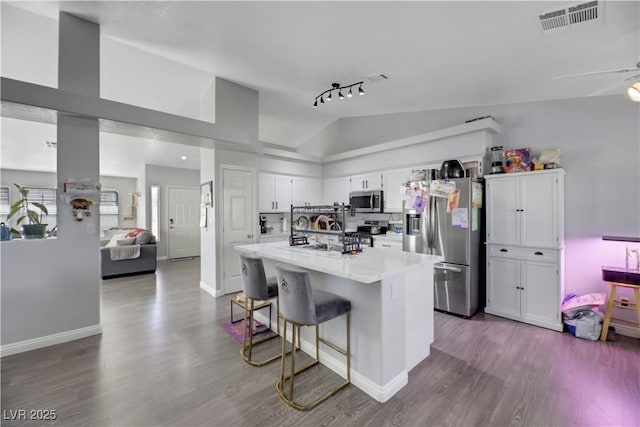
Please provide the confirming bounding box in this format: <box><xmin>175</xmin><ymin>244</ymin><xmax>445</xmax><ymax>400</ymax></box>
<box><xmin>235</xmin><ymin>241</ymin><xmax>441</xmax><ymax>284</ymax></box>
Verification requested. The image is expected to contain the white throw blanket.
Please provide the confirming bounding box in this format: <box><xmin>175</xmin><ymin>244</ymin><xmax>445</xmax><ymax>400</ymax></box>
<box><xmin>109</xmin><ymin>245</ymin><xmax>141</xmax><ymax>261</ymax></box>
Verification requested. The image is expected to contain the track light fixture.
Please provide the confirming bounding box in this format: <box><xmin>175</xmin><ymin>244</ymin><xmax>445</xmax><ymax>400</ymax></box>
<box><xmin>313</xmin><ymin>81</ymin><xmax>365</xmax><ymax>108</ymax></box>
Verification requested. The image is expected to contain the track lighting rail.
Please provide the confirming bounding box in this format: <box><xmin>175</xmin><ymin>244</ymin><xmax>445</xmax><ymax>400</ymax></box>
<box><xmin>314</xmin><ymin>81</ymin><xmax>365</xmax><ymax>108</ymax></box>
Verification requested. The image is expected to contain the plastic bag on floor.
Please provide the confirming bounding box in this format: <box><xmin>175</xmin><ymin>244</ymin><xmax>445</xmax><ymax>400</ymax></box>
<box><xmin>561</xmin><ymin>292</ymin><xmax>606</xmax><ymax>318</ymax></box>
<box><xmin>564</xmin><ymin>309</ymin><xmax>602</xmax><ymax>341</ymax></box>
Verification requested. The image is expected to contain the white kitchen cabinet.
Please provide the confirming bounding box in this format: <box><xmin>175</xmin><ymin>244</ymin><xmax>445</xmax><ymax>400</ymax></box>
<box><xmin>306</xmin><ymin>178</ymin><xmax>324</xmax><ymax>206</ymax></box>
<box><xmin>350</xmin><ymin>173</ymin><xmax>383</xmax><ymax>191</ymax></box>
<box><xmin>324</xmin><ymin>176</ymin><xmax>350</xmax><ymax>206</ymax></box>
<box><xmin>485</xmin><ymin>169</ymin><xmax>565</xmax><ymax>332</ymax></box>
<box><xmin>383</xmin><ymin>168</ymin><xmax>410</xmax><ymax>213</ymax></box>
<box><xmin>486</xmin><ymin>256</ymin><xmax>521</xmax><ymax>319</ymax></box>
<box><xmin>292</xmin><ymin>177</ymin><xmax>323</xmax><ymax>207</ymax></box>
<box><xmin>486</xmin><ymin>169</ymin><xmax>564</xmax><ymax>248</ymax></box>
<box><xmin>258</xmin><ymin>173</ymin><xmax>293</xmax><ymax>212</ymax></box>
<box><xmin>486</xmin><ymin>247</ymin><xmax>562</xmax><ymax>330</ymax></box>
<box><xmin>261</xmin><ymin>174</ymin><xmax>324</xmax><ymax>212</ymax></box>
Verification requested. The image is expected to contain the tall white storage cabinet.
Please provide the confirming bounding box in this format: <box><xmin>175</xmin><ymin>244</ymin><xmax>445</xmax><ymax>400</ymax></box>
<box><xmin>485</xmin><ymin>169</ymin><xmax>565</xmax><ymax>331</ymax></box>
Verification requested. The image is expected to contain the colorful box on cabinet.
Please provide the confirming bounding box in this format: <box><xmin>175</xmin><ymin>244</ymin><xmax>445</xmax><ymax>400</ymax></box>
<box><xmin>505</xmin><ymin>148</ymin><xmax>531</xmax><ymax>173</ymax></box>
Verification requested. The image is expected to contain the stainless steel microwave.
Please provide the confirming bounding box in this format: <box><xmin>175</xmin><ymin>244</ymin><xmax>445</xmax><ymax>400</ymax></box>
<box><xmin>349</xmin><ymin>190</ymin><xmax>384</xmax><ymax>213</ymax></box>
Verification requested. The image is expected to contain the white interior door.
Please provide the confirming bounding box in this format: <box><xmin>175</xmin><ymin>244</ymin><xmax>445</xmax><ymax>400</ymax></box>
<box><xmin>168</xmin><ymin>187</ymin><xmax>201</xmax><ymax>259</ymax></box>
<box><xmin>222</xmin><ymin>167</ymin><xmax>255</xmax><ymax>294</ymax></box>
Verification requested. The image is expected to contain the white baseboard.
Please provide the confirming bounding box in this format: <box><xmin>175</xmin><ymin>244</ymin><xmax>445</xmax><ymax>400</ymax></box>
<box><xmin>157</xmin><ymin>256</ymin><xmax>168</xmax><ymax>261</ymax></box>
<box><xmin>1</xmin><ymin>324</ymin><xmax>102</xmax><ymax>358</ymax></box>
<box><xmin>253</xmin><ymin>311</ymin><xmax>408</xmax><ymax>402</ymax></box>
<box><xmin>200</xmin><ymin>281</ymin><xmax>223</xmax><ymax>297</ymax></box>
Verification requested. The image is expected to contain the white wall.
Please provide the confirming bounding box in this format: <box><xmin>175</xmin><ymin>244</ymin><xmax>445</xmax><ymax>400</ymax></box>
<box><xmin>0</xmin><ymin>3</ymin><xmax>58</xmax><ymax>88</ymax></box>
<box><xmin>200</xmin><ymin>78</ymin><xmax>216</xmax><ymax>123</ymax></box>
<box><xmin>145</xmin><ymin>164</ymin><xmax>200</xmax><ymax>259</ymax></box>
<box><xmin>200</xmin><ymin>148</ymin><xmax>216</xmax><ymax>294</ymax></box>
<box><xmin>1</xmin><ymin>13</ymin><xmax>102</xmax><ymax>349</ymax></box>
<box><xmin>215</xmin><ymin>77</ymin><xmax>259</xmax><ymax>147</ymax></box>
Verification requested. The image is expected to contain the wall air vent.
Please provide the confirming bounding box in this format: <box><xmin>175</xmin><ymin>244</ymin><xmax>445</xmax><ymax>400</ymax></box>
<box><xmin>366</xmin><ymin>74</ymin><xmax>388</xmax><ymax>82</ymax></box>
<box><xmin>538</xmin><ymin>1</ymin><xmax>601</xmax><ymax>34</ymax></box>
<box><xmin>43</xmin><ymin>140</ymin><xmax>57</xmax><ymax>148</ymax></box>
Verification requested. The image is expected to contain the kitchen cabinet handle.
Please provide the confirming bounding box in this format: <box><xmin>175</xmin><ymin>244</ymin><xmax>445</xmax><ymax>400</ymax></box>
<box><xmin>500</xmin><ymin>248</ymin><xmax>508</xmax><ymax>252</ymax></box>
<box><xmin>434</xmin><ymin>263</ymin><xmax>462</xmax><ymax>273</ymax></box>
<box><xmin>366</xmin><ymin>180</ymin><xmax>369</xmax><ymax>188</ymax></box>
<box><xmin>534</xmin><ymin>251</ymin><xmax>544</xmax><ymax>256</ymax></box>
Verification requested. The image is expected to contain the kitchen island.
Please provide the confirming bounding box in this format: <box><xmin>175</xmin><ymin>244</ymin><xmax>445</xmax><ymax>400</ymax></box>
<box><xmin>235</xmin><ymin>241</ymin><xmax>442</xmax><ymax>402</ymax></box>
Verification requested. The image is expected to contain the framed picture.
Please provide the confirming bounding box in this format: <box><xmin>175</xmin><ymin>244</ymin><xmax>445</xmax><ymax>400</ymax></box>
<box><xmin>201</xmin><ymin>181</ymin><xmax>213</xmax><ymax>207</ymax></box>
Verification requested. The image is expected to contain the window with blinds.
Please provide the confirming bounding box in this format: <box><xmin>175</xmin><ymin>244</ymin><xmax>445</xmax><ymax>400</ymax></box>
<box><xmin>100</xmin><ymin>190</ymin><xmax>119</xmax><ymax>235</ymax></box>
<box><xmin>0</xmin><ymin>186</ymin><xmax>10</xmax><ymax>219</ymax></box>
<box><xmin>24</xmin><ymin>187</ymin><xmax>57</xmax><ymax>227</ymax></box>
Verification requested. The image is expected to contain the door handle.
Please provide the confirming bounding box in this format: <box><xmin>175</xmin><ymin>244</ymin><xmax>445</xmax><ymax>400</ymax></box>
<box><xmin>500</xmin><ymin>248</ymin><xmax>508</xmax><ymax>252</ymax></box>
<box><xmin>534</xmin><ymin>251</ymin><xmax>543</xmax><ymax>256</ymax></box>
<box><xmin>434</xmin><ymin>263</ymin><xmax>462</xmax><ymax>273</ymax></box>
<box><xmin>365</xmin><ymin>180</ymin><xmax>368</xmax><ymax>189</ymax></box>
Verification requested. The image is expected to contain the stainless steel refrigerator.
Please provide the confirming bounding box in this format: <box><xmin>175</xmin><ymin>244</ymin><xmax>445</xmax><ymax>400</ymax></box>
<box><xmin>403</xmin><ymin>176</ymin><xmax>482</xmax><ymax>318</ymax></box>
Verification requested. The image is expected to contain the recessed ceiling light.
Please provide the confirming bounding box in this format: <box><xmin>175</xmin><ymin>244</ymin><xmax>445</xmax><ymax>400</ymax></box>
<box><xmin>180</xmin><ymin>156</ymin><xmax>187</xmax><ymax>160</ymax></box>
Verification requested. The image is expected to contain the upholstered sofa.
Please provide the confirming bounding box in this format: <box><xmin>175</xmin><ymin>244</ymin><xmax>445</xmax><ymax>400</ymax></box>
<box><xmin>100</xmin><ymin>229</ymin><xmax>157</xmax><ymax>279</ymax></box>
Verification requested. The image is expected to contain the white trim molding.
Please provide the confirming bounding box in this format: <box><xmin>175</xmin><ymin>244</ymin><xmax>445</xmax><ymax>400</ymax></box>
<box><xmin>323</xmin><ymin>117</ymin><xmax>501</xmax><ymax>163</ymax></box>
<box><xmin>1</xmin><ymin>324</ymin><xmax>102</xmax><ymax>358</ymax></box>
<box><xmin>200</xmin><ymin>280</ymin><xmax>223</xmax><ymax>297</ymax></box>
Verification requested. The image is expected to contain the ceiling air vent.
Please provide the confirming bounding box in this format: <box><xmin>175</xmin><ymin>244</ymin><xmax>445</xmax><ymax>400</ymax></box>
<box><xmin>43</xmin><ymin>140</ymin><xmax>57</xmax><ymax>148</ymax></box>
<box><xmin>366</xmin><ymin>74</ymin><xmax>388</xmax><ymax>83</ymax></box>
<box><xmin>538</xmin><ymin>1</ymin><xmax>601</xmax><ymax>34</ymax></box>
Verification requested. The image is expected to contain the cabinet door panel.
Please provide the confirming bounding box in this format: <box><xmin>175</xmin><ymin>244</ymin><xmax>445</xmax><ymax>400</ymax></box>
<box><xmin>306</xmin><ymin>178</ymin><xmax>324</xmax><ymax>206</ymax></box>
<box><xmin>521</xmin><ymin>261</ymin><xmax>559</xmax><ymax>326</ymax></box>
<box><xmin>258</xmin><ymin>174</ymin><xmax>275</xmax><ymax>212</ymax></box>
<box><xmin>383</xmin><ymin>169</ymin><xmax>410</xmax><ymax>213</ymax></box>
<box><xmin>486</xmin><ymin>257</ymin><xmax>520</xmax><ymax>317</ymax></box>
<box><xmin>364</xmin><ymin>173</ymin><xmax>383</xmax><ymax>190</ymax></box>
<box><xmin>325</xmin><ymin>177</ymin><xmax>350</xmax><ymax>205</ymax></box>
<box><xmin>486</xmin><ymin>178</ymin><xmax>519</xmax><ymax>245</ymax></box>
<box><xmin>520</xmin><ymin>174</ymin><xmax>557</xmax><ymax>248</ymax></box>
<box><xmin>291</xmin><ymin>178</ymin><xmax>306</xmax><ymax>207</ymax></box>
<box><xmin>350</xmin><ymin>174</ymin><xmax>366</xmax><ymax>192</ymax></box>
<box><xmin>274</xmin><ymin>175</ymin><xmax>292</xmax><ymax>212</ymax></box>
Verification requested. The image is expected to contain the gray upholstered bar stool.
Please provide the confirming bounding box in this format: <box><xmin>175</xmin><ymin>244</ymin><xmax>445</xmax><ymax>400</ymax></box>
<box><xmin>239</xmin><ymin>254</ymin><xmax>284</xmax><ymax>366</ymax></box>
<box><xmin>275</xmin><ymin>264</ymin><xmax>351</xmax><ymax>411</ymax></box>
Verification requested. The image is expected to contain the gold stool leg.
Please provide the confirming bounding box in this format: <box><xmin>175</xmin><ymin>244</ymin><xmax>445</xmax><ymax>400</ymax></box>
<box><xmin>241</xmin><ymin>298</ymin><xmax>249</xmax><ymax>357</ymax></box>
<box><xmin>600</xmin><ymin>284</ymin><xmax>617</xmax><ymax>341</ymax></box>
<box><xmin>634</xmin><ymin>287</ymin><xmax>640</xmax><ymax>332</ymax></box>
<box><xmin>289</xmin><ymin>323</ymin><xmax>297</xmax><ymax>401</ymax></box>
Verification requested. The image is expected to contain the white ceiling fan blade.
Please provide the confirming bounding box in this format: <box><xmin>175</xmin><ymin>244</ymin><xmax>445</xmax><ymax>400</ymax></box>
<box><xmin>554</xmin><ymin>65</ymin><xmax>640</xmax><ymax>80</ymax></box>
<box><xmin>588</xmin><ymin>79</ymin><xmax>631</xmax><ymax>97</ymax></box>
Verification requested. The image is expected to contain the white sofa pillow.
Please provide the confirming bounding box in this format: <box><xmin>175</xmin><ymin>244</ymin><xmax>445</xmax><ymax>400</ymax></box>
<box><xmin>116</xmin><ymin>238</ymin><xmax>136</xmax><ymax>246</ymax></box>
<box><xmin>105</xmin><ymin>233</ymin><xmax>128</xmax><ymax>248</ymax></box>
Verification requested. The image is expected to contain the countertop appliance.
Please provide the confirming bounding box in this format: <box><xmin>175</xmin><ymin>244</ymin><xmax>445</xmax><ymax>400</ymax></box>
<box><xmin>349</xmin><ymin>190</ymin><xmax>384</xmax><ymax>213</ymax></box>
<box><xmin>259</xmin><ymin>215</ymin><xmax>267</xmax><ymax>234</ymax></box>
<box><xmin>440</xmin><ymin>160</ymin><xmax>465</xmax><ymax>179</ymax></box>
<box><xmin>403</xmin><ymin>173</ymin><xmax>482</xmax><ymax>318</ymax></box>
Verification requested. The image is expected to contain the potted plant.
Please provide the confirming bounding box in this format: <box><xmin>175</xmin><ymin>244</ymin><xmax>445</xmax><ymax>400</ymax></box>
<box><xmin>6</xmin><ymin>184</ymin><xmax>49</xmax><ymax>239</ymax></box>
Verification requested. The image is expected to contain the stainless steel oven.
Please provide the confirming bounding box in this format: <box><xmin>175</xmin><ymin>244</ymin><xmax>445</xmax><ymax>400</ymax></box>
<box><xmin>349</xmin><ymin>190</ymin><xmax>384</xmax><ymax>213</ymax></box>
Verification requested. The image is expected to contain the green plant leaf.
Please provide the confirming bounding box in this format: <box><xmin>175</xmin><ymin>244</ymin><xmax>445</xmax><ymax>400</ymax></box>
<box><xmin>9</xmin><ymin>199</ymin><xmax>23</xmax><ymax>211</ymax></box>
<box><xmin>10</xmin><ymin>227</ymin><xmax>20</xmax><ymax>235</ymax></box>
<box><xmin>28</xmin><ymin>210</ymin><xmax>39</xmax><ymax>224</ymax></box>
<box><xmin>7</xmin><ymin>205</ymin><xmax>22</xmax><ymax>221</ymax></box>
<box><xmin>16</xmin><ymin>215</ymin><xmax>26</xmax><ymax>225</ymax></box>
<box><xmin>13</xmin><ymin>183</ymin><xmax>28</xmax><ymax>198</ymax></box>
<box><xmin>31</xmin><ymin>202</ymin><xmax>49</xmax><ymax>215</ymax></box>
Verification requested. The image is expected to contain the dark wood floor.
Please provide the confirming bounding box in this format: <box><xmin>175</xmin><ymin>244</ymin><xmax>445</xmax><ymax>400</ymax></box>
<box><xmin>2</xmin><ymin>259</ymin><xmax>639</xmax><ymax>426</ymax></box>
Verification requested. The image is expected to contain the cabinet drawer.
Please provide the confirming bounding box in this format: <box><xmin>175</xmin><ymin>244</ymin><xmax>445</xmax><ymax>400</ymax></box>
<box><xmin>488</xmin><ymin>246</ymin><xmax>557</xmax><ymax>263</ymax></box>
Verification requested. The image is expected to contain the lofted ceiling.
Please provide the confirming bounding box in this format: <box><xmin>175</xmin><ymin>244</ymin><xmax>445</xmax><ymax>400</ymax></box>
<box><xmin>3</xmin><ymin>0</ymin><xmax>640</xmax><ymax>151</ymax></box>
